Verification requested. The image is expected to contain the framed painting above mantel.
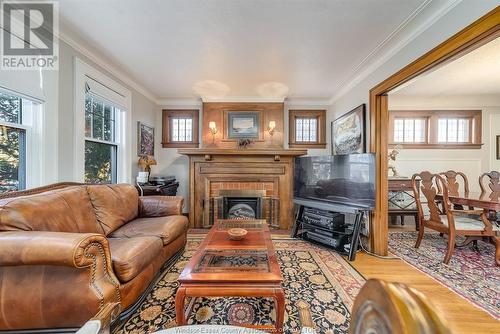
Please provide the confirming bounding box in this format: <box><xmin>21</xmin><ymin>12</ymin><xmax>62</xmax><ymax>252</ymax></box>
<box><xmin>225</xmin><ymin>110</ymin><xmax>263</xmax><ymax>140</ymax></box>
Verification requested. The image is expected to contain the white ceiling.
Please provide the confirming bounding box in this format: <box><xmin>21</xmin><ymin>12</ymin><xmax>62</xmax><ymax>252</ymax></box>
<box><xmin>58</xmin><ymin>0</ymin><xmax>431</xmax><ymax>101</ymax></box>
<box><xmin>392</xmin><ymin>36</ymin><xmax>500</xmax><ymax>97</ymax></box>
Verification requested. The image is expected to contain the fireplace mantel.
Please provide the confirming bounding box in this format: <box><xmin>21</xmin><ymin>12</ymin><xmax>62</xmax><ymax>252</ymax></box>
<box><xmin>178</xmin><ymin>148</ymin><xmax>307</xmax><ymax>157</ymax></box>
<box><xmin>178</xmin><ymin>148</ymin><xmax>307</xmax><ymax>229</ymax></box>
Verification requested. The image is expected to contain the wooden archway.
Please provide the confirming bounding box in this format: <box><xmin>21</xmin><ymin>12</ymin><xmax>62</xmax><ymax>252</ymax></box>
<box><xmin>369</xmin><ymin>7</ymin><xmax>500</xmax><ymax>255</ymax></box>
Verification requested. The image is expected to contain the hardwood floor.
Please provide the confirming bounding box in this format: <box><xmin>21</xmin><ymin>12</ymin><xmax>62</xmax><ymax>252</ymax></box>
<box><xmin>350</xmin><ymin>251</ymin><xmax>500</xmax><ymax>334</ymax></box>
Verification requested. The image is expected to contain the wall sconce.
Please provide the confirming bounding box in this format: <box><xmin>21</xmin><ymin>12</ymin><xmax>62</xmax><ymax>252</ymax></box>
<box><xmin>268</xmin><ymin>121</ymin><xmax>276</xmax><ymax>143</ymax></box>
<box><xmin>208</xmin><ymin>121</ymin><xmax>218</xmax><ymax>144</ymax></box>
<box><xmin>268</xmin><ymin>121</ymin><xmax>276</xmax><ymax>136</ymax></box>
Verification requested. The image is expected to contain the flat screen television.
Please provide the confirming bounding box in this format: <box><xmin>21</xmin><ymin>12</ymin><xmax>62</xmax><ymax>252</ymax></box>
<box><xmin>294</xmin><ymin>153</ymin><xmax>376</xmax><ymax>209</ymax></box>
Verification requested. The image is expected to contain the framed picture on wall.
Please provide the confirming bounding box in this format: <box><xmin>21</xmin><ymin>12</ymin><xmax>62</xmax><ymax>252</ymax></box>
<box><xmin>497</xmin><ymin>135</ymin><xmax>500</xmax><ymax>160</ymax></box>
<box><xmin>331</xmin><ymin>104</ymin><xmax>366</xmax><ymax>155</ymax></box>
<box><xmin>227</xmin><ymin>112</ymin><xmax>260</xmax><ymax>139</ymax></box>
<box><xmin>137</xmin><ymin>121</ymin><xmax>155</xmax><ymax>156</ymax></box>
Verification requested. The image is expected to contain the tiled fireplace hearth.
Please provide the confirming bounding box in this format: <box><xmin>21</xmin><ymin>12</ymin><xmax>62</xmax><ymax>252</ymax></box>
<box><xmin>178</xmin><ymin>148</ymin><xmax>307</xmax><ymax>229</ymax></box>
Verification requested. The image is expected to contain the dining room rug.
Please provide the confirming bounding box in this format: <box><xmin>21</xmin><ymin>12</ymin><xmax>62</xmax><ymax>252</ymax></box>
<box><xmin>113</xmin><ymin>235</ymin><xmax>365</xmax><ymax>334</ymax></box>
<box><xmin>389</xmin><ymin>231</ymin><xmax>500</xmax><ymax>320</ymax></box>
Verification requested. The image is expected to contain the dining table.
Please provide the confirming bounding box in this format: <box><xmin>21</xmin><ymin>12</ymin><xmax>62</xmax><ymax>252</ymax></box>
<box><xmin>435</xmin><ymin>191</ymin><xmax>500</xmax><ymax>265</ymax></box>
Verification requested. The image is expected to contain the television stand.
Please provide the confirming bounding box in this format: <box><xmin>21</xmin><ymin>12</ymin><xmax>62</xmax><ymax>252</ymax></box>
<box><xmin>291</xmin><ymin>198</ymin><xmax>369</xmax><ymax>261</ymax></box>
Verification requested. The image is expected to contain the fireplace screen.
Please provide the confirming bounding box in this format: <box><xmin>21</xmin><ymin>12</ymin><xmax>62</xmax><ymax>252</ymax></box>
<box><xmin>204</xmin><ymin>196</ymin><xmax>279</xmax><ymax>228</ymax></box>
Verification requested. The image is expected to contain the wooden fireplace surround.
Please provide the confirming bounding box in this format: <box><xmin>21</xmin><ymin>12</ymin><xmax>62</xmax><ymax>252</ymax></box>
<box><xmin>178</xmin><ymin>148</ymin><xmax>307</xmax><ymax>229</ymax></box>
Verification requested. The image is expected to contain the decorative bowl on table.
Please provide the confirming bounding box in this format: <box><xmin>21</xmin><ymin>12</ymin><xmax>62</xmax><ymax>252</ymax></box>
<box><xmin>227</xmin><ymin>228</ymin><xmax>248</xmax><ymax>241</ymax></box>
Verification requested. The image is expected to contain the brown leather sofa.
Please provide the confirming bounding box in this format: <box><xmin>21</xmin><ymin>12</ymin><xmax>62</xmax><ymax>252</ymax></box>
<box><xmin>0</xmin><ymin>183</ymin><xmax>188</xmax><ymax>331</ymax></box>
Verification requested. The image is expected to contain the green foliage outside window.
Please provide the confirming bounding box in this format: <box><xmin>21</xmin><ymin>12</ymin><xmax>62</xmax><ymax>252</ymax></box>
<box><xmin>0</xmin><ymin>91</ymin><xmax>25</xmax><ymax>193</ymax></box>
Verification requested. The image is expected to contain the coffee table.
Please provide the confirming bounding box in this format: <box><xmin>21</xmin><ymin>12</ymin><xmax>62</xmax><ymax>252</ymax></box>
<box><xmin>175</xmin><ymin>219</ymin><xmax>285</xmax><ymax>333</ymax></box>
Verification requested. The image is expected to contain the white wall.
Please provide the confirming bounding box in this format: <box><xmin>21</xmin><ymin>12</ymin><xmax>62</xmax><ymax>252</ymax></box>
<box><xmin>58</xmin><ymin>40</ymin><xmax>157</xmax><ymax>183</ymax></box>
<box><xmin>329</xmin><ymin>1</ymin><xmax>498</xmax><ymax>130</ymax></box>
<box><xmin>388</xmin><ymin>94</ymin><xmax>500</xmax><ymax>192</ymax></box>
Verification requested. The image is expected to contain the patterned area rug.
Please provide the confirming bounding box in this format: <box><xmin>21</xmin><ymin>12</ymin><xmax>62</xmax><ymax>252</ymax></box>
<box><xmin>113</xmin><ymin>236</ymin><xmax>365</xmax><ymax>334</ymax></box>
<box><xmin>389</xmin><ymin>232</ymin><xmax>500</xmax><ymax>320</ymax></box>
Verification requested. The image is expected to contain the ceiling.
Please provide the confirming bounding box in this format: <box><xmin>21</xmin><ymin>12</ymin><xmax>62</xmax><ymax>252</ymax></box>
<box><xmin>58</xmin><ymin>0</ymin><xmax>430</xmax><ymax>101</ymax></box>
<box><xmin>392</xmin><ymin>36</ymin><xmax>500</xmax><ymax>97</ymax></box>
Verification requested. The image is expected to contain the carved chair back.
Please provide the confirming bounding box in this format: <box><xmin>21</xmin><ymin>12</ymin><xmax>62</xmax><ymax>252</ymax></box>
<box><xmin>479</xmin><ymin>171</ymin><xmax>500</xmax><ymax>202</ymax></box>
<box><xmin>439</xmin><ymin>170</ymin><xmax>469</xmax><ymax>197</ymax></box>
<box><xmin>412</xmin><ymin>171</ymin><xmax>453</xmax><ymax>229</ymax></box>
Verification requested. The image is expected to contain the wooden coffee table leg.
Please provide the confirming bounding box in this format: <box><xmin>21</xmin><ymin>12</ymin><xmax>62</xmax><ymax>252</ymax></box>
<box><xmin>274</xmin><ymin>288</ymin><xmax>285</xmax><ymax>333</ymax></box>
<box><xmin>175</xmin><ymin>286</ymin><xmax>187</xmax><ymax>326</ymax></box>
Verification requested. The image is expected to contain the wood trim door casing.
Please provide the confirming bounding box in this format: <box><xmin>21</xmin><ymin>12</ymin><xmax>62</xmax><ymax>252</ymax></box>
<box><xmin>288</xmin><ymin>109</ymin><xmax>327</xmax><ymax>148</ymax></box>
<box><xmin>369</xmin><ymin>7</ymin><xmax>500</xmax><ymax>255</ymax></box>
<box><xmin>162</xmin><ymin>109</ymin><xmax>200</xmax><ymax>148</ymax></box>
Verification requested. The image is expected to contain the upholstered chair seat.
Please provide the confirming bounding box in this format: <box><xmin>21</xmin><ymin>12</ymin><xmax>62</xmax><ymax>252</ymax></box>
<box><xmin>439</xmin><ymin>215</ymin><xmax>500</xmax><ymax>231</ymax></box>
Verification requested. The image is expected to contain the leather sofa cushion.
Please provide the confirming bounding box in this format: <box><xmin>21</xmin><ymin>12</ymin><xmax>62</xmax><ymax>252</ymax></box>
<box><xmin>108</xmin><ymin>237</ymin><xmax>163</xmax><ymax>283</ymax></box>
<box><xmin>0</xmin><ymin>186</ymin><xmax>103</xmax><ymax>233</ymax></box>
<box><xmin>86</xmin><ymin>184</ymin><xmax>139</xmax><ymax>235</ymax></box>
<box><xmin>110</xmin><ymin>215</ymin><xmax>188</xmax><ymax>246</ymax></box>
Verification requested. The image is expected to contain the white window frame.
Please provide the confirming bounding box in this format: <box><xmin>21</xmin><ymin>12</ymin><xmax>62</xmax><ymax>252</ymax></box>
<box><xmin>74</xmin><ymin>58</ymin><xmax>131</xmax><ymax>183</ymax></box>
<box><xmin>0</xmin><ymin>88</ymin><xmax>45</xmax><ymax>190</ymax></box>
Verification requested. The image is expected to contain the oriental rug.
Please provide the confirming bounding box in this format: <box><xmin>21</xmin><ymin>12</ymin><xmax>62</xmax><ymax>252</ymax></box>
<box><xmin>113</xmin><ymin>236</ymin><xmax>365</xmax><ymax>334</ymax></box>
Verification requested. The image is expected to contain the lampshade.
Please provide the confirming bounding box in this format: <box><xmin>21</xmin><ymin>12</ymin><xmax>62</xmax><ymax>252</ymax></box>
<box><xmin>268</xmin><ymin>121</ymin><xmax>276</xmax><ymax>130</ymax></box>
<box><xmin>209</xmin><ymin>121</ymin><xmax>217</xmax><ymax>130</ymax></box>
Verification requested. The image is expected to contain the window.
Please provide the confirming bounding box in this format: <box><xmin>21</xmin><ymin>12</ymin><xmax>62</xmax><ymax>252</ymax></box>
<box><xmin>75</xmin><ymin>58</ymin><xmax>132</xmax><ymax>184</ymax></box>
<box><xmin>0</xmin><ymin>90</ymin><xmax>38</xmax><ymax>193</ymax></box>
<box><xmin>438</xmin><ymin>118</ymin><xmax>470</xmax><ymax>143</ymax></box>
<box><xmin>389</xmin><ymin>110</ymin><xmax>482</xmax><ymax>149</ymax></box>
<box><xmin>162</xmin><ymin>109</ymin><xmax>199</xmax><ymax>148</ymax></box>
<box><xmin>289</xmin><ymin>110</ymin><xmax>326</xmax><ymax>148</ymax></box>
<box><xmin>295</xmin><ymin>117</ymin><xmax>317</xmax><ymax>142</ymax></box>
<box><xmin>393</xmin><ymin>118</ymin><xmax>426</xmax><ymax>143</ymax></box>
<box><xmin>84</xmin><ymin>94</ymin><xmax>119</xmax><ymax>184</ymax></box>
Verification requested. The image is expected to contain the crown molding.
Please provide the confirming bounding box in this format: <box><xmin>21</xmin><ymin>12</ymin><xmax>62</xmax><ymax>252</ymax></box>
<box><xmin>285</xmin><ymin>97</ymin><xmax>331</xmax><ymax>107</ymax></box>
<box><xmin>201</xmin><ymin>96</ymin><xmax>286</xmax><ymax>103</ymax></box>
<box><xmin>57</xmin><ymin>20</ymin><xmax>159</xmax><ymax>104</ymax></box>
<box><xmin>157</xmin><ymin>97</ymin><xmax>203</xmax><ymax>107</ymax></box>
<box><xmin>328</xmin><ymin>0</ymin><xmax>462</xmax><ymax>105</ymax></box>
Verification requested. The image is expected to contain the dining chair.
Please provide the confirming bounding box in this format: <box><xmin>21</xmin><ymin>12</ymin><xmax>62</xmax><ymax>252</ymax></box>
<box><xmin>439</xmin><ymin>170</ymin><xmax>478</xmax><ymax>212</ymax></box>
<box><xmin>479</xmin><ymin>171</ymin><xmax>500</xmax><ymax>202</ymax></box>
<box><xmin>412</xmin><ymin>171</ymin><xmax>499</xmax><ymax>264</ymax></box>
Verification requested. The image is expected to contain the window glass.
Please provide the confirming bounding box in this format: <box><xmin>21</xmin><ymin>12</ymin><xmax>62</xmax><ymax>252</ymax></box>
<box><xmin>438</xmin><ymin>118</ymin><xmax>470</xmax><ymax>143</ymax></box>
<box><xmin>0</xmin><ymin>90</ymin><xmax>30</xmax><ymax>193</ymax></box>
<box><xmin>84</xmin><ymin>141</ymin><xmax>116</xmax><ymax>184</ymax></box>
<box><xmin>171</xmin><ymin>117</ymin><xmax>193</xmax><ymax>142</ymax></box>
<box><xmin>393</xmin><ymin>118</ymin><xmax>426</xmax><ymax>143</ymax></box>
<box><xmin>296</xmin><ymin>117</ymin><xmax>318</xmax><ymax>142</ymax></box>
<box><xmin>84</xmin><ymin>93</ymin><xmax>118</xmax><ymax>184</ymax></box>
<box><xmin>0</xmin><ymin>91</ymin><xmax>21</xmax><ymax>124</ymax></box>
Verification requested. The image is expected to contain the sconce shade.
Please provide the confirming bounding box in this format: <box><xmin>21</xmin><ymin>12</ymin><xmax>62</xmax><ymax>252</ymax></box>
<box><xmin>268</xmin><ymin>121</ymin><xmax>276</xmax><ymax>130</ymax></box>
<box><xmin>209</xmin><ymin>121</ymin><xmax>217</xmax><ymax>130</ymax></box>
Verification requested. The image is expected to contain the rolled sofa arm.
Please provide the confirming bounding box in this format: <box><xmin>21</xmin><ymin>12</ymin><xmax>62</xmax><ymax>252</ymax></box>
<box><xmin>0</xmin><ymin>231</ymin><xmax>121</xmax><ymax>330</ymax></box>
<box><xmin>0</xmin><ymin>231</ymin><xmax>111</xmax><ymax>268</ymax></box>
<box><xmin>139</xmin><ymin>196</ymin><xmax>184</xmax><ymax>217</ymax></box>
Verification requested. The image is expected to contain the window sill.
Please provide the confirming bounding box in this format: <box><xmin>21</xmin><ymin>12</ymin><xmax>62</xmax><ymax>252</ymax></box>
<box><xmin>289</xmin><ymin>142</ymin><xmax>326</xmax><ymax>149</ymax></box>
<box><xmin>162</xmin><ymin>142</ymin><xmax>199</xmax><ymax>148</ymax></box>
<box><xmin>389</xmin><ymin>143</ymin><xmax>483</xmax><ymax>149</ymax></box>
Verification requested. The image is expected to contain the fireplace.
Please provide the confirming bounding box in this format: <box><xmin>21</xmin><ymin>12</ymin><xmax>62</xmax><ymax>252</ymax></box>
<box><xmin>220</xmin><ymin>190</ymin><xmax>265</xmax><ymax>219</ymax></box>
<box><xmin>178</xmin><ymin>148</ymin><xmax>307</xmax><ymax>229</ymax></box>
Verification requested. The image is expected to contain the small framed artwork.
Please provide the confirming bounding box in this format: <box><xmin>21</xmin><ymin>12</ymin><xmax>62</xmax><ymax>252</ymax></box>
<box><xmin>497</xmin><ymin>135</ymin><xmax>500</xmax><ymax>160</ymax></box>
<box><xmin>331</xmin><ymin>104</ymin><xmax>366</xmax><ymax>155</ymax></box>
<box><xmin>137</xmin><ymin>121</ymin><xmax>155</xmax><ymax>156</ymax></box>
<box><xmin>227</xmin><ymin>112</ymin><xmax>260</xmax><ymax>139</ymax></box>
